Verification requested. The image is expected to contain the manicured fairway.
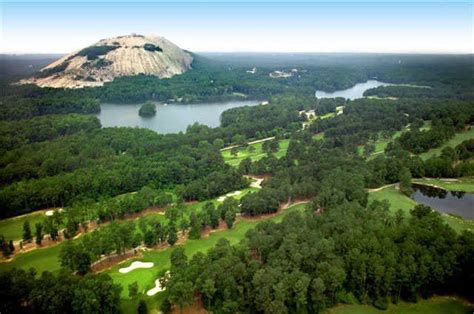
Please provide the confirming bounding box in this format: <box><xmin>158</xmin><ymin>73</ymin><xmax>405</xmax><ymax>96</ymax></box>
<box><xmin>413</xmin><ymin>177</ymin><xmax>474</xmax><ymax>193</ymax></box>
<box><xmin>222</xmin><ymin>139</ymin><xmax>290</xmax><ymax>166</ymax></box>
<box><xmin>107</xmin><ymin>203</ymin><xmax>308</xmax><ymax>310</ymax></box>
<box><xmin>327</xmin><ymin>296</ymin><xmax>473</xmax><ymax>314</ymax></box>
<box><xmin>368</xmin><ymin>186</ymin><xmax>473</xmax><ymax>233</ymax></box>
<box><xmin>419</xmin><ymin>127</ymin><xmax>474</xmax><ymax>160</ymax></box>
<box><xmin>368</xmin><ymin>186</ymin><xmax>417</xmax><ymax>213</ymax></box>
<box><xmin>358</xmin><ymin>129</ymin><xmax>405</xmax><ymax>158</ymax></box>
<box><xmin>0</xmin><ymin>210</ymin><xmax>48</xmax><ymax>241</ymax></box>
<box><xmin>0</xmin><ymin>187</ymin><xmax>259</xmax><ymax>273</ymax></box>
<box><xmin>358</xmin><ymin>121</ymin><xmax>432</xmax><ymax>159</ymax></box>
<box><xmin>0</xmin><ymin>242</ymin><xmax>64</xmax><ymax>274</ymax></box>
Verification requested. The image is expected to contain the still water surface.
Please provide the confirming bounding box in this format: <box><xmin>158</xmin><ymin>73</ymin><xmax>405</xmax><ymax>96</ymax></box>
<box><xmin>315</xmin><ymin>80</ymin><xmax>391</xmax><ymax>100</ymax></box>
<box><xmin>98</xmin><ymin>80</ymin><xmax>390</xmax><ymax>134</ymax></box>
<box><xmin>98</xmin><ymin>100</ymin><xmax>259</xmax><ymax>134</ymax></box>
<box><xmin>411</xmin><ymin>184</ymin><xmax>474</xmax><ymax>220</ymax></box>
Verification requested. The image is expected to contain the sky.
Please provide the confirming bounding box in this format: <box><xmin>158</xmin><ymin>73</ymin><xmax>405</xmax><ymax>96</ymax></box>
<box><xmin>0</xmin><ymin>1</ymin><xmax>472</xmax><ymax>54</ymax></box>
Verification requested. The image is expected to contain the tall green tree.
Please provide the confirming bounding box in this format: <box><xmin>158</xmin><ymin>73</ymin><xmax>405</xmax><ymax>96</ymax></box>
<box><xmin>225</xmin><ymin>210</ymin><xmax>235</xmax><ymax>229</ymax></box>
<box><xmin>399</xmin><ymin>167</ymin><xmax>413</xmax><ymax>196</ymax></box>
<box><xmin>128</xmin><ymin>281</ymin><xmax>138</xmax><ymax>298</ymax></box>
<box><xmin>22</xmin><ymin>220</ymin><xmax>32</xmax><ymax>242</ymax></box>
<box><xmin>137</xmin><ymin>300</ymin><xmax>148</xmax><ymax>314</ymax></box>
<box><xmin>34</xmin><ymin>223</ymin><xmax>43</xmax><ymax>245</ymax></box>
<box><xmin>167</xmin><ymin>224</ymin><xmax>178</xmax><ymax>246</ymax></box>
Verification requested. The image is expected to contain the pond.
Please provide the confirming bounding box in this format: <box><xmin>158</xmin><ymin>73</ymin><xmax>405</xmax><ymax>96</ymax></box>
<box><xmin>315</xmin><ymin>80</ymin><xmax>391</xmax><ymax>100</ymax></box>
<box><xmin>411</xmin><ymin>184</ymin><xmax>474</xmax><ymax>220</ymax></box>
<box><xmin>97</xmin><ymin>100</ymin><xmax>259</xmax><ymax>134</ymax></box>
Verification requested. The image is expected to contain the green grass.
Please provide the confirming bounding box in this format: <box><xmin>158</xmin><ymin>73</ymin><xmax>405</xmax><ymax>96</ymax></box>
<box><xmin>108</xmin><ymin>203</ymin><xmax>307</xmax><ymax>297</ymax></box>
<box><xmin>108</xmin><ymin>203</ymin><xmax>308</xmax><ymax>311</ymax></box>
<box><xmin>222</xmin><ymin>139</ymin><xmax>290</xmax><ymax>166</ymax></box>
<box><xmin>368</xmin><ymin>186</ymin><xmax>473</xmax><ymax>233</ymax></box>
<box><xmin>327</xmin><ymin>296</ymin><xmax>473</xmax><ymax>314</ymax></box>
<box><xmin>358</xmin><ymin>130</ymin><xmax>405</xmax><ymax>159</ymax></box>
<box><xmin>0</xmin><ymin>187</ymin><xmax>259</xmax><ymax>274</ymax></box>
<box><xmin>368</xmin><ymin>186</ymin><xmax>417</xmax><ymax>213</ymax></box>
<box><xmin>359</xmin><ymin>121</ymin><xmax>432</xmax><ymax>159</ymax></box>
<box><xmin>0</xmin><ymin>210</ymin><xmax>49</xmax><ymax>241</ymax></box>
<box><xmin>0</xmin><ymin>241</ymin><xmax>64</xmax><ymax>274</ymax></box>
<box><xmin>413</xmin><ymin>177</ymin><xmax>474</xmax><ymax>193</ymax></box>
<box><xmin>365</xmin><ymin>95</ymin><xmax>398</xmax><ymax>100</ymax></box>
<box><xmin>419</xmin><ymin>127</ymin><xmax>474</xmax><ymax>160</ymax></box>
<box><xmin>420</xmin><ymin>120</ymin><xmax>432</xmax><ymax>131</ymax></box>
<box><xmin>313</xmin><ymin>132</ymin><xmax>325</xmax><ymax>141</ymax></box>
<box><xmin>319</xmin><ymin>112</ymin><xmax>336</xmax><ymax>119</ymax></box>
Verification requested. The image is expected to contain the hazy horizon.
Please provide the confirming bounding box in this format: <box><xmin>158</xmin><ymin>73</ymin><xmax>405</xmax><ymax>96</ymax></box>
<box><xmin>1</xmin><ymin>1</ymin><xmax>472</xmax><ymax>54</ymax></box>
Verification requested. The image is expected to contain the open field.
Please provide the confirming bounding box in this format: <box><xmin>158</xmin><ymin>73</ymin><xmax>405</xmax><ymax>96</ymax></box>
<box><xmin>368</xmin><ymin>186</ymin><xmax>473</xmax><ymax>233</ymax></box>
<box><xmin>0</xmin><ymin>210</ymin><xmax>49</xmax><ymax>241</ymax></box>
<box><xmin>419</xmin><ymin>127</ymin><xmax>474</xmax><ymax>160</ymax></box>
<box><xmin>327</xmin><ymin>296</ymin><xmax>473</xmax><ymax>314</ymax></box>
<box><xmin>222</xmin><ymin>139</ymin><xmax>290</xmax><ymax>166</ymax></box>
<box><xmin>413</xmin><ymin>177</ymin><xmax>474</xmax><ymax>193</ymax></box>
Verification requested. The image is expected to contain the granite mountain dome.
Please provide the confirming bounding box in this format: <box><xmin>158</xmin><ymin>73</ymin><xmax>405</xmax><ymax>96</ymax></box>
<box><xmin>20</xmin><ymin>34</ymin><xmax>193</xmax><ymax>88</ymax></box>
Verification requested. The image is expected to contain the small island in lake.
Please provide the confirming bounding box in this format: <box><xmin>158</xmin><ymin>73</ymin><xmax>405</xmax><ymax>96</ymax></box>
<box><xmin>138</xmin><ymin>101</ymin><xmax>157</xmax><ymax>117</ymax></box>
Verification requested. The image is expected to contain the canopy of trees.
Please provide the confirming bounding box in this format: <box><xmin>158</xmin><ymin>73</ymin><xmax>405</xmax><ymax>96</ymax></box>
<box><xmin>138</xmin><ymin>101</ymin><xmax>156</xmax><ymax>117</ymax></box>
<box><xmin>161</xmin><ymin>203</ymin><xmax>474</xmax><ymax>313</ymax></box>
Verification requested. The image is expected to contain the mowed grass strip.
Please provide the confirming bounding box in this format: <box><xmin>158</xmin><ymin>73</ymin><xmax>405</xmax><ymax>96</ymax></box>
<box><xmin>0</xmin><ymin>242</ymin><xmax>64</xmax><ymax>274</ymax></box>
<box><xmin>0</xmin><ymin>187</ymin><xmax>259</xmax><ymax>274</ymax></box>
<box><xmin>326</xmin><ymin>296</ymin><xmax>473</xmax><ymax>314</ymax></box>
<box><xmin>368</xmin><ymin>186</ymin><xmax>473</xmax><ymax>233</ymax></box>
<box><xmin>222</xmin><ymin>139</ymin><xmax>290</xmax><ymax>166</ymax></box>
<box><xmin>419</xmin><ymin>127</ymin><xmax>474</xmax><ymax>160</ymax></box>
<box><xmin>0</xmin><ymin>210</ymin><xmax>48</xmax><ymax>241</ymax></box>
<box><xmin>108</xmin><ymin>203</ymin><xmax>308</xmax><ymax>300</ymax></box>
<box><xmin>413</xmin><ymin>177</ymin><xmax>474</xmax><ymax>193</ymax></box>
<box><xmin>357</xmin><ymin>129</ymin><xmax>405</xmax><ymax>158</ymax></box>
<box><xmin>358</xmin><ymin>121</ymin><xmax>431</xmax><ymax>159</ymax></box>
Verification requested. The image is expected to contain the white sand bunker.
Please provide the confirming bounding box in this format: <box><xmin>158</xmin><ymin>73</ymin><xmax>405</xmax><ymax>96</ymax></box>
<box><xmin>45</xmin><ymin>208</ymin><xmax>64</xmax><ymax>216</ymax></box>
<box><xmin>119</xmin><ymin>261</ymin><xmax>154</xmax><ymax>274</ymax></box>
<box><xmin>146</xmin><ymin>279</ymin><xmax>164</xmax><ymax>296</ymax></box>
<box><xmin>250</xmin><ymin>178</ymin><xmax>264</xmax><ymax>189</ymax></box>
<box><xmin>217</xmin><ymin>190</ymin><xmax>242</xmax><ymax>202</ymax></box>
<box><xmin>146</xmin><ymin>271</ymin><xmax>170</xmax><ymax>296</ymax></box>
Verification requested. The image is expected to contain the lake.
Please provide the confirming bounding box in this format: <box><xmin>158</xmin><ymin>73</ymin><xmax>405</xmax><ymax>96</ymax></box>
<box><xmin>98</xmin><ymin>80</ymin><xmax>391</xmax><ymax>134</ymax></box>
<box><xmin>97</xmin><ymin>100</ymin><xmax>259</xmax><ymax>134</ymax></box>
<box><xmin>315</xmin><ymin>80</ymin><xmax>391</xmax><ymax>100</ymax></box>
<box><xmin>411</xmin><ymin>184</ymin><xmax>474</xmax><ymax>220</ymax></box>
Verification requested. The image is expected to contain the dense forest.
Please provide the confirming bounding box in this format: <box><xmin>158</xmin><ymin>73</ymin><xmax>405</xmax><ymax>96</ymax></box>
<box><xmin>0</xmin><ymin>53</ymin><xmax>473</xmax><ymax>313</ymax></box>
<box><xmin>161</xmin><ymin>203</ymin><xmax>473</xmax><ymax>313</ymax></box>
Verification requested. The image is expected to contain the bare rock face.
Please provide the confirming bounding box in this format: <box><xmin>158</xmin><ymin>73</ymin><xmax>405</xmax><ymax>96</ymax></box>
<box><xmin>20</xmin><ymin>34</ymin><xmax>193</xmax><ymax>88</ymax></box>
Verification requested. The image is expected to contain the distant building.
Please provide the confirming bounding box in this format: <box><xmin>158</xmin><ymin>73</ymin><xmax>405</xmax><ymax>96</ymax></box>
<box><xmin>246</xmin><ymin>67</ymin><xmax>257</xmax><ymax>74</ymax></box>
<box><xmin>269</xmin><ymin>70</ymin><xmax>293</xmax><ymax>78</ymax></box>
